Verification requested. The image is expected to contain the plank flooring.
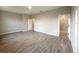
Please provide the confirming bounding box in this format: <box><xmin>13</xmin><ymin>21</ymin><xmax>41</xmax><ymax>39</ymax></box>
<box><xmin>0</xmin><ymin>31</ymin><xmax>73</xmax><ymax>53</ymax></box>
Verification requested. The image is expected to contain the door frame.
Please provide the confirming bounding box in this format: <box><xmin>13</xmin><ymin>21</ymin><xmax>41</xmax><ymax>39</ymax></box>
<box><xmin>58</xmin><ymin>14</ymin><xmax>70</xmax><ymax>39</ymax></box>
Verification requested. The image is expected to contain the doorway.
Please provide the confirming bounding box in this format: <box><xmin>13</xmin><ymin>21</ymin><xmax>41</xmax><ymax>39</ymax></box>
<box><xmin>28</xmin><ymin>16</ymin><xmax>34</xmax><ymax>31</ymax></box>
<box><xmin>59</xmin><ymin>14</ymin><xmax>70</xmax><ymax>40</ymax></box>
<box><xmin>58</xmin><ymin>14</ymin><xmax>73</xmax><ymax>52</ymax></box>
<box><xmin>28</xmin><ymin>19</ymin><xmax>32</xmax><ymax>31</ymax></box>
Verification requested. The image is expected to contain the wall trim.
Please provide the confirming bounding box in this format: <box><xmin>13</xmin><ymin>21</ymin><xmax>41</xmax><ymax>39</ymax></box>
<box><xmin>0</xmin><ymin>30</ymin><xmax>24</xmax><ymax>35</ymax></box>
<box><xmin>35</xmin><ymin>30</ymin><xmax>59</xmax><ymax>37</ymax></box>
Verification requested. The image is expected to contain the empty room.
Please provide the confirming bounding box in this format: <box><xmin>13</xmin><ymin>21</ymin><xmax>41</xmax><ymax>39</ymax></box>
<box><xmin>0</xmin><ymin>6</ymin><xmax>78</xmax><ymax>53</ymax></box>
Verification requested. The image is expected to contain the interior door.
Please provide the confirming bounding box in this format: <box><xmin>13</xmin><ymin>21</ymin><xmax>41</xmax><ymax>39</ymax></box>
<box><xmin>28</xmin><ymin>19</ymin><xmax>32</xmax><ymax>31</ymax></box>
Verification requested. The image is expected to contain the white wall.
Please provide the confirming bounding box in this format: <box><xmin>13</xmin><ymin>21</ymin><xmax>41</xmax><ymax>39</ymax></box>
<box><xmin>34</xmin><ymin>7</ymin><xmax>71</xmax><ymax>36</ymax></box>
<box><xmin>0</xmin><ymin>11</ymin><xmax>28</xmax><ymax>35</ymax></box>
<box><xmin>70</xmin><ymin>7</ymin><xmax>78</xmax><ymax>53</ymax></box>
<box><xmin>76</xmin><ymin>7</ymin><xmax>79</xmax><ymax>53</ymax></box>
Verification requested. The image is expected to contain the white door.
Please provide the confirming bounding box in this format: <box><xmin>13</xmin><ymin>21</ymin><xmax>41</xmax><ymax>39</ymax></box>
<box><xmin>28</xmin><ymin>19</ymin><xmax>32</xmax><ymax>31</ymax></box>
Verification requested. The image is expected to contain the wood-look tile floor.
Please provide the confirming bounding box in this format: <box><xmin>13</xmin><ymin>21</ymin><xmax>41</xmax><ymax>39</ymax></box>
<box><xmin>0</xmin><ymin>31</ymin><xmax>73</xmax><ymax>53</ymax></box>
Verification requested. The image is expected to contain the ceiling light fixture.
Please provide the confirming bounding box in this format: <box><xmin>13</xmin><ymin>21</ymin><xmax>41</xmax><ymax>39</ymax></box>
<box><xmin>28</xmin><ymin>6</ymin><xmax>32</xmax><ymax>9</ymax></box>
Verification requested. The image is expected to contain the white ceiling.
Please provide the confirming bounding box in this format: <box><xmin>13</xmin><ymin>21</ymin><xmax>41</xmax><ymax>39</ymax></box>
<box><xmin>0</xmin><ymin>6</ymin><xmax>62</xmax><ymax>15</ymax></box>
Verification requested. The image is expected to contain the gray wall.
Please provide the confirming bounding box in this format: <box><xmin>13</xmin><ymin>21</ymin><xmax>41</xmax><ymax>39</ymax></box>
<box><xmin>0</xmin><ymin>11</ymin><xmax>28</xmax><ymax>35</ymax></box>
<box><xmin>34</xmin><ymin>7</ymin><xmax>71</xmax><ymax>36</ymax></box>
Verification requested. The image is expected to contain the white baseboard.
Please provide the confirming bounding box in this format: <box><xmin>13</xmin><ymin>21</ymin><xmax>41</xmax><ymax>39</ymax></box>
<box><xmin>22</xmin><ymin>30</ymin><xmax>28</xmax><ymax>32</ymax></box>
<box><xmin>35</xmin><ymin>30</ymin><xmax>59</xmax><ymax>36</ymax></box>
<box><xmin>0</xmin><ymin>30</ymin><xmax>25</xmax><ymax>35</ymax></box>
<box><xmin>0</xmin><ymin>30</ymin><xmax>59</xmax><ymax>37</ymax></box>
